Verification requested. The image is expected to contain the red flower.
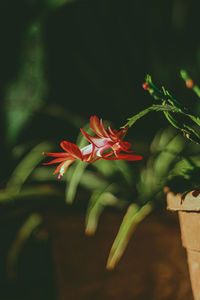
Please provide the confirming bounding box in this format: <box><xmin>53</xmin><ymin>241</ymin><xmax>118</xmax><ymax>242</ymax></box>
<box><xmin>80</xmin><ymin>116</ymin><xmax>142</xmax><ymax>161</ymax></box>
<box><xmin>43</xmin><ymin>141</ymin><xmax>85</xmax><ymax>179</ymax></box>
<box><xmin>43</xmin><ymin>116</ymin><xmax>143</xmax><ymax>179</ymax></box>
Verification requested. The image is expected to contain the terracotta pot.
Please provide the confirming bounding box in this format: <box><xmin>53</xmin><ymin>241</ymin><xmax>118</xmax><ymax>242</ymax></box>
<box><xmin>165</xmin><ymin>187</ymin><xmax>200</xmax><ymax>300</ymax></box>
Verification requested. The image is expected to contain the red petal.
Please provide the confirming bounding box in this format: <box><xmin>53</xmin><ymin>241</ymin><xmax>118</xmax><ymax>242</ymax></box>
<box><xmin>60</xmin><ymin>141</ymin><xmax>83</xmax><ymax>160</ymax></box>
<box><xmin>53</xmin><ymin>162</ymin><xmax>65</xmax><ymax>174</ymax></box>
<box><xmin>100</xmin><ymin>118</ymin><xmax>110</xmax><ymax>137</ymax></box>
<box><xmin>43</xmin><ymin>158</ymin><xmax>66</xmax><ymax>165</ymax></box>
<box><xmin>89</xmin><ymin>156</ymin><xmax>102</xmax><ymax>163</ymax></box>
<box><xmin>103</xmin><ymin>154</ymin><xmax>143</xmax><ymax>161</ymax></box>
<box><xmin>53</xmin><ymin>160</ymin><xmax>75</xmax><ymax>174</ymax></box>
<box><xmin>101</xmin><ymin>150</ymin><xmax>114</xmax><ymax>157</ymax></box>
<box><xmin>108</xmin><ymin>126</ymin><xmax>118</xmax><ymax>141</ymax></box>
<box><xmin>80</xmin><ymin>128</ymin><xmax>109</xmax><ymax>148</ymax></box>
<box><xmin>121</xmin><ymin>141</ymin><xmax>132</xmax><ymax>149</ymax></box>
<box><xmin>43</xmin><ymin>152</ymin><xmax>70</xmax><ymax>158</ymax></box>
<box><xmin>117</xmin><ymin>127</ymin><xmax>128</xmax><ymax>140</ymax></box>
<box><xmin>83</xmin><ymin>143</ymin><xmax>96</xmax><ymax>162</ymax></box>
<box><xmin>108</xmin><ymin>126</ymin><xmax>115</xmax><ymax>136</ymax></box>
<box><xmin>118</xmin><ymin>141</ymin><xmax>133</xmax><ymax>153</ymax></box>
<box><xmin>90</xmin><ymin>116</ymin><xmax>109</xmax><ymax>138</ymax></box>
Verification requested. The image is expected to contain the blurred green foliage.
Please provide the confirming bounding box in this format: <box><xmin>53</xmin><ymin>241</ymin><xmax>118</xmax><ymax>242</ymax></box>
<box><xmin>1</xmin><ymin>0</ymin><xmax>200</xmax><ymax>299</ymax></box>
<box><xmin>5</xmin><ymin>22</ymin><xmax>46</xmax><ymax>145</ymax></box>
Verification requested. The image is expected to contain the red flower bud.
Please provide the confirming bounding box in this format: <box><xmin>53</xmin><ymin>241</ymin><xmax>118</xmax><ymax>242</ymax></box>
<box><xmin>142</xmin><ymin>82</ymin><xmax>150</xmax><ymax>90</ymax></box>
<box><xmin>186</xmin><ymin>79</ymin><xmax>194</xmax><ymax>88</ymax></box>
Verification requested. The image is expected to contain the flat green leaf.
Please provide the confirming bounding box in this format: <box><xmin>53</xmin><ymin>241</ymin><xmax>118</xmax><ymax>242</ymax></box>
<box><xmin>65</xmin><ymin>122</ymin><xmax>94</xmax><ymax>204</ymax></box>
<box><xmin>123</xmin><ymin>106</ymin><xmax>155</xmax><ymax>128</ymax></box>
<box><xmin>123</xmin><ymin>104</ymin><xmax>183</xmax><ymax>128</ymax></box>
<box><xmin>0</xmin><ymin>185</ymin><xmax>61</xmax><ymax>204</ymax></box>
<box><xmin>32</xmin><ymin>166</ymin><xmax>109</xmax><ymax>191</ymax></box>
<box><xmin>7</xmin><ymin>213</ymin><xmax>42</xmax><ymax>279</ymax></box>
<box><xmin>85</xmin><ymin>191</ymin><xmax>105</xmax><ymax>236</ymax></box>
<box><xmin>106</xmin><ymin>202</ymin><xmax>153</xmax><ymax>270</ymax></box>
<box><xmin>152</xmin><ymin>104</ymin><xmax>182</xmax><ymax>113</ymax></box>
<box><xmin>6</xmin><ymin>142</ymin><xmax>53</xmax><ymax>194</ymax></box>
<box><xmin>65</xmin><ymin>160</ymin><xmax>87</xmax><ymax>204</ymax></box>
<box><xmin>85</xmin><ymin>190</ymin><xmax>119</xmax><ymax>236</ymax></box>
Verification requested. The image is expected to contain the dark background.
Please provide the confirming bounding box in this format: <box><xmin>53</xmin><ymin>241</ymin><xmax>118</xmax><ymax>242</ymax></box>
<box><xmin>0</xmin><ymin>0</ymin><xmax>200</xmax><ymax>299</ymax></box>
<box><xmin>1</xmin><ymin>0</ymin><xmax>200</xmax><ymax>155</ymax></box>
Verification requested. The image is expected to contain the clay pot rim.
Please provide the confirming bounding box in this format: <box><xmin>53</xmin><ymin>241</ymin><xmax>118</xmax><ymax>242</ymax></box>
<box><xmin>164</xmin><ymin>187</ymin><xmax>200</xmax><ymax>212</ymax></box>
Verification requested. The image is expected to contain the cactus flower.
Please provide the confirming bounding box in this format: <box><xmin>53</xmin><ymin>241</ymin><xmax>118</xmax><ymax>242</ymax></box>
<box><xmin>43</xmin><ymin>116</ymin><xmax>143</xmax><ymax>179</ymax></box>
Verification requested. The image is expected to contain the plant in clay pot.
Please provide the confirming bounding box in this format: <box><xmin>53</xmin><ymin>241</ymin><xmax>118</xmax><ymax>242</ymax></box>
<box><xmin>42</xmin><ymin>69</ymin><xmax>200</xmax><ymax>299</ymax></box>
<box><xmin>131</xmin><ymin>71</ymin><xmax>200</xmax><ymax>300</ymax></box>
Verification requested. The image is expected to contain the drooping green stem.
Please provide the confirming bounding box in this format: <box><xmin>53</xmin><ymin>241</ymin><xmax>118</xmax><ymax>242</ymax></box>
<box><xmin>123</xmin><ymin>74</ymin><xmax>200</xmax><ymax>145</ymax></box>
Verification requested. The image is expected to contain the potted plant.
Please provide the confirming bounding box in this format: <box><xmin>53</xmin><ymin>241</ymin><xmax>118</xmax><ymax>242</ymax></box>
<box><xmin>133</xmin><ymin>71</ymin><xmax>200</xmax><ymax>300</ymax></box>
<box><xmin>42</xmin><ymin>70</ymin><xmax>200</xmax><ymax>299</ymax></box>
